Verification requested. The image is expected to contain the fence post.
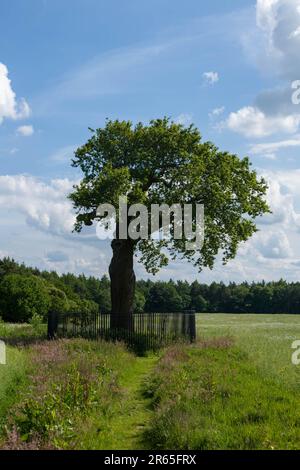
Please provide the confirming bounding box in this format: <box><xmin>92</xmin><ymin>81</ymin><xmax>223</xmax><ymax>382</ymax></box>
<box><xmin>188</xmin><ymin>310</ymin><xmax>196</xmax><ymax>343</ymax></box>
<box><xmin>47</xmin><ymin>311</ymin><xmax>58</xmax><ymax>340</ymax></box>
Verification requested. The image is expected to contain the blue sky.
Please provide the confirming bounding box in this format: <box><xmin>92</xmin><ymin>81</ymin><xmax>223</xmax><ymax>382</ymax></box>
<box><xmin>1</xmin><ymin>0</ymin><xmax>300</xmax><ymax>283</ymax></box>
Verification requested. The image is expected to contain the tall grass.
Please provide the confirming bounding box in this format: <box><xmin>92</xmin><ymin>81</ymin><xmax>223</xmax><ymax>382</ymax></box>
<box><xmin>2</xmin><ymin>316</ymin><xmax>300</xmax><ymax>450</ymax></box>
<box><xmin>0</xmin><ymin>347</ymin><xmax>29</xmax><ymax>430</ymax></box>
<box><xmin>2</xmin><ymin>339</ymin><xmax>136</xmax><ymax>449</ymax></box>
<box><xmin>143</xmin><ymin>339</ymin><xmax>300</xmax><ymax>450</ymax></box>
<box><xmin>197</xmin><ymin>314</ymin><xmax>300</xmax><ymax>389</ymax></box>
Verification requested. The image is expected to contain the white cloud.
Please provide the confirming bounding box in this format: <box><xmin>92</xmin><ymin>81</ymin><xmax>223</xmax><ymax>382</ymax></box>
<box><xmin>259</xmin><ymin>174</ymin><xmax>298</xmax><ymax>226</ymax></box>
<box><xmin>223</xmin><ymin>106</ymin><xmax>300</xmax><ymax>138</ymax></box>
<box><xmin>252</xmin><ymin>230</ymin><xmax>293</xmax><ymax>259</ymax></box>
<box><xmin>49</xmin><ymin>43</ymin><xmax>172</xmax><ymax>103</ymax></box>
<box><xmin>256</xmin><ymin>0</ymin><xmax>300</xmax><ymax>78</ymax></box>
<box><xmin>0</xmin><ymin>250</ymin><xmax>9</xmax><ymax>259</ymax></box>
<box><xmin>17</xmin><ymin>125</ymin><xmax>34</xmax><ymax>137</ymax></box>
<box><xmin>46</xmin><ymin>250</ymin><xmax>69</xmax><ymax>263</ymax></box>
<box><xmin>49</xmin><ymin>144</ymin><xmax>77</xmax><ymax>163</ymax></box>
<box><xmin>202</xmin><ymin>71</ymin><xmax>219</xmax><ymax>85</ymax></box>
<box><xmin>290</xmin><ymin>26</ymin><xmax>300</xmax><ymax>38</ymax></box>
<box><xmin>250</xmin><ymin>135</ymin><xmax>300</xmax><ymax>155</ymax></box>
<box><xmin>224</xmin><ymin>2</ymin><xmax>300</xmax><ymax>139</ymax></box>
<box><xmin>0</xmin><ymin>63</ymin><xmax>31</xmax><ymax>124</ymax></box>
<box><xmin>209</xmin><ymin>106</ymin><xmax>225</xmax><ymax>119</ymax></box>
<box><xmin>263</xmin><ymin>168</ymin><xmax>300</xmax><ymax>203</ymax></box>
<box><xmin>174</xmin><ymin>113</ymin><xmax>193</xmax><ymax>126</ymax></box>
<box><xmin>1</xmin><ymin>168</ymin><xmax>300</xmax><ymax>282</ymax></box>
<box><xmin>0</xmin><ymin>175</ymin><xmax>76</xmax><ymax>236</ymax></box>
<box><xmin>263</xmin><ymin>153</ymin><xmax>277</xmax><ymax>160</ymax></box>
<box><xmin>234</xmin><ymin>168</ymin><xmax>300</xmax><ymax>271</ymax></box>
<box><xmin>256</xmin><ymin>0</ymin><xmax>279</xmax><ymax>37</ymax></box>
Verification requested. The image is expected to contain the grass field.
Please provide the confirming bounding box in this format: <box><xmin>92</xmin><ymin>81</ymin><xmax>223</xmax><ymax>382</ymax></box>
<box><xmin>197</xmin><ymin>314</ymin><xmax>300</xmax><ymax>389</ymax></box>
<box><xmin>0</xmin><ymin>314</ymin><xmax>300</xmax><ymax>450</ymax></box>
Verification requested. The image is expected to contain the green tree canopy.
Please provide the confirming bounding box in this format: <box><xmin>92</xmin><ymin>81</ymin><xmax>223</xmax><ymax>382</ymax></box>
<box><xmin>69</xmin><ymin>118</ymin><xmax>269</xmax><ymax>273</ymax></box>
<box><xmin>69</xmin><ymin>118</ymin><xmax>270</xmax><ymax>324</ymax></box>
<box><xmin>0</xmin><ymin>274</ymin><xmax>51</xmax><ymax>322</ymax></box>
<box><xmin>145</xmin><ymin>282</ymin><xmax>184</xmax><ymax>313</ymax></box>
<box><xmin>47</xmin><ymin>286</ymin><xmax>69</xmax><ymax>315</ymax></box>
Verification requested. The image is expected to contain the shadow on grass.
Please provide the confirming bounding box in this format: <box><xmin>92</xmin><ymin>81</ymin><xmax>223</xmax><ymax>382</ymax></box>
<box><xmin>0</xmin><ymin>323</ymin><xmax>47</xmax><ymax>347</ymax></box>
<box><xmin>1</xmin><ymin>335</ymin><xmax>47</xmax><ymax>347</ymax></box>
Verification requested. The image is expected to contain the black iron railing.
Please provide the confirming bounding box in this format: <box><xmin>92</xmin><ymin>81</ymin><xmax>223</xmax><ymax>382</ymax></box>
<box><xmin>48</xmin><ymin>311</ymin><xmax>196</xmax><ymax>352</ymax></box>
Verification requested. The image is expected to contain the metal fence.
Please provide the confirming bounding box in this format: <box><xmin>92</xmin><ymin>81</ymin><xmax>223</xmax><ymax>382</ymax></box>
<box><xmin>48</xmin><ymin>311</ymin><xmax>196</xmax><ymax>352</ymax></box>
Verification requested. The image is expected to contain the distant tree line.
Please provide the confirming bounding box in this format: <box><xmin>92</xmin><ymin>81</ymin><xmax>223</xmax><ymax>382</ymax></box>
<box><xmin>0</xmin><ymin>257</ymin><xmax>300</xmax><ymax>322</ymax></box>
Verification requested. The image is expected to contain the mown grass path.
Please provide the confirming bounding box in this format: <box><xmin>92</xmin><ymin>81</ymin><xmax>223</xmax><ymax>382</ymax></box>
<box><xmin>97</xmin><ymin>354</ymin><xmax>157</xmax><ymax>450</ymax></box>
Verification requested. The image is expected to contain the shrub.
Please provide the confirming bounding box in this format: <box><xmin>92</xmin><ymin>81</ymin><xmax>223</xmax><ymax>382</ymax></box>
<box><xmin>47</xmin><ymin>286</ymin><xmax>69</xmax><ymax>315</ymax></box>
<box><xmin>0</xmin><ymin>274</ymin><xmax>50</xmax><ymax>322</ymax></box>
<box><xmin>29</xmin><ymin>312</ymin><xmax>44</xmax><ymax>333</ymax></box>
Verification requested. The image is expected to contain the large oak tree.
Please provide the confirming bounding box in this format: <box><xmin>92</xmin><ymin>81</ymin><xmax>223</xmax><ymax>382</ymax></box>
<box><xmin>69</xmin><ymin>118</ymin><xmax>269</xmax><ymax>328</ymax></box>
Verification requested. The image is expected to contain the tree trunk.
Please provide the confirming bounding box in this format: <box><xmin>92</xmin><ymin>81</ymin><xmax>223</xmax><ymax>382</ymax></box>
<box><xmin>109</xmin><ymin>239</ymin><xmax>135</xmax><ymax>330</ymax></box>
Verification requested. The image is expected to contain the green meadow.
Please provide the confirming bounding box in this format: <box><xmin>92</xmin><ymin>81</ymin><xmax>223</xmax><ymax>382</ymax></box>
<box><xmin>197</xmin><ymin>314</ymin><xmax>300</xmax><ymax>389</ymax></box>
<box><xmin>1</xmin><ymin>314</ymin><xmax>300</xmax><ymax>450</ymax></box>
